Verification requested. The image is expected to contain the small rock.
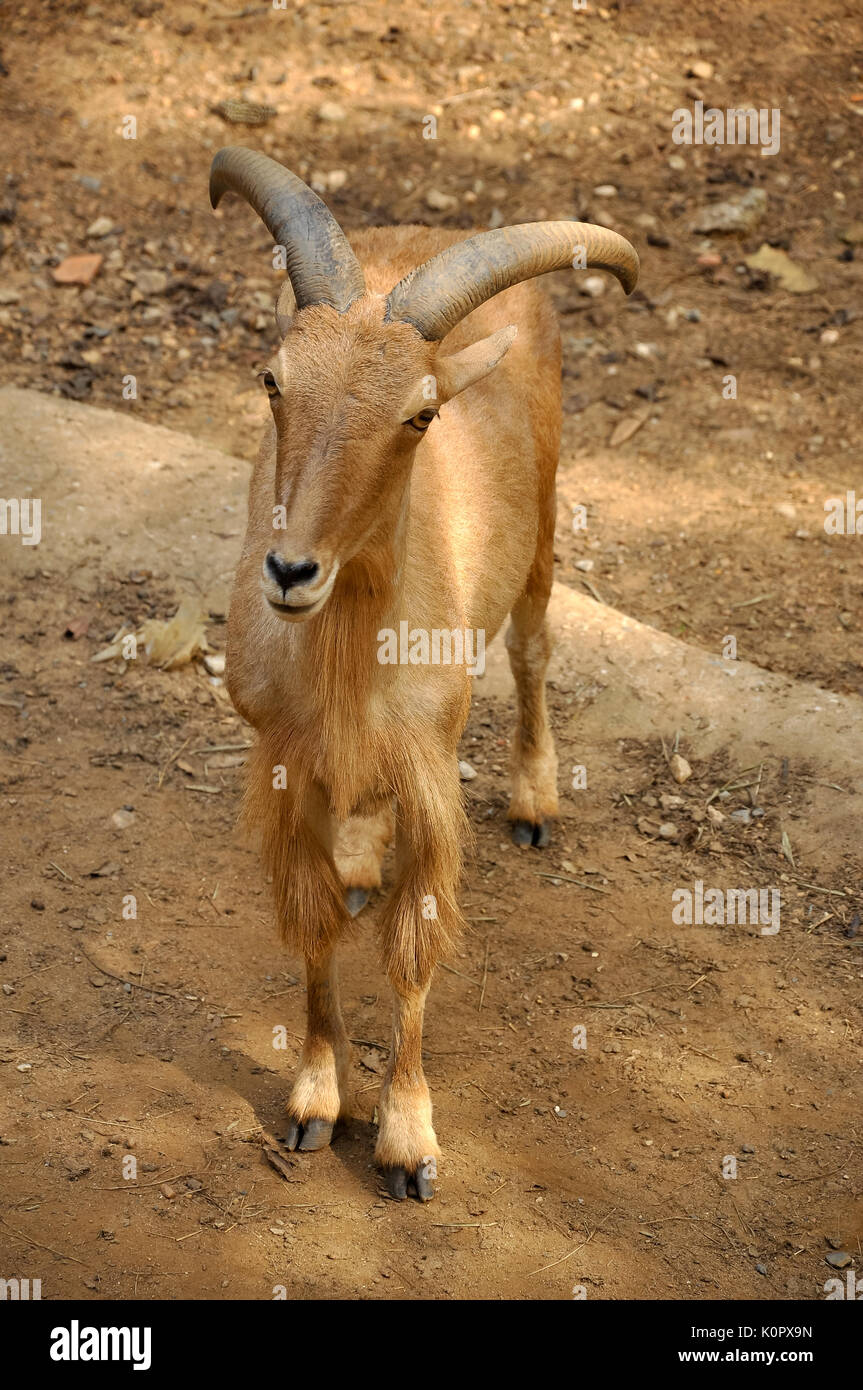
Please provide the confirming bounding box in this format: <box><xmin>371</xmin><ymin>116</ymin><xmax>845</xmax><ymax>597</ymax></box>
<box><xmin>819</xmin><ymin>328</ymin><xmax>839</xmax><ymax>346</ymax></box>
<box><xmin>706</xmin><ymin>805</ymin><xmax>725</xmax><ymax>829</ymax></box>
<box><xmin>658</xmin><ymin>822</ymin><xmax>678</xmax><ymax>840</ymax></box>
<box><xmin>317</xmin><ymin>101</ymin><xmax>346</xmax><ymax>123</ymax></box>
<box><xmin>203</xmin><ymin>652</ymin><xmax>226</xmax><ymax>676</ymax></box>
<box><xmin>134</xmin><ymin>268</ymin><xmax>169</xmax><ymax>296</ymax></box>
<box><xmin>86</xmin><ymin>216</ymin><xmax>114</xmax><ymax>238</ymax></box>
<box><xmin>110</xmin><ymin>808</ymin><xmax>135</xmax><ymax>830</ymax></box>
<box><xmin>660</xmin><ymin>794</ymin><xmax>684</xmax><ymax>811</ymax></box>
<box><xmin>691</xmin><ymin>188</ymin><xmax>766</xmax><ymax>235</ymax></box>
<box><xmin>0</xmin><ymin>288</ymin><xmax>20</xmax><ymax>304</ymax></box>
<box><xmin>688</xmin><ymin>59</ymin><xmax>714</xmax><ymax>79</ymax></box>
<box><xmin>636</xmin><ymin>815</ymin><xmax>659</xmax><ymax>835</ymax></box>
<box><xmin>458</xmin><ymin>760</ymin><xmax>477</xmax><ymax>781</ymax></box>
<box><xmin>593</xmin><ymin>184</ymin><xmax>617</xmax><ymax>198</ymax></box>
<box><xmin>574</xmin><ymin>558</ymin><xmax>594</xmax><ymax>572</ymax></box>
<box><xmin>776</xmin><ymin>501</ymin><xmax>797</xmax><ymax>520</ymax></box>
<box><xmin>730</xmin><ymin>807</ymin><xmax>751</xmax><ymax>825</ymax></box>
<box><xmin>52</xmin><ymin>253</ymin><xmax>103</xmax><ymax>286</ymax></box>
<box><xmin>755</xmin><ymin>1262</ymin><xmax>768</xmax><ymax>1276</ymax></box>
<box><xmin>425</xmin><ymin>188</ymin><xmax>458</xmax><ymax>212</ymax></box>
<box><xmin>825</xmin><ymin>1250</ymin><xmax>852</xmax><ymax>1269</ymax></box>
<box><xmin>669</xmin><ymin>753</ymin><xmax>692</xmax><ymax>784</ymax></box>
<box><xmin>580</xmin><ymin>275</ymin><xmax>606</xmax><ymax>298</ymax></box>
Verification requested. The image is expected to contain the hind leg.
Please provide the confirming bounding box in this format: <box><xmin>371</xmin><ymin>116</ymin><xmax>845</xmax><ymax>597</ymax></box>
<box><xmin>505</xmin><ymin>512</ymin><xmax>558</xmax><ymax>848</ymax></box>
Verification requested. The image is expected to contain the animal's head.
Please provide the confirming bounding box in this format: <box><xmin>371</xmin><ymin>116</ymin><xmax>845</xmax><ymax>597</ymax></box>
<box><xmin>210</xmin><ymin>147</ymin><xmax>639</xmax><ymax>621</ymax></box>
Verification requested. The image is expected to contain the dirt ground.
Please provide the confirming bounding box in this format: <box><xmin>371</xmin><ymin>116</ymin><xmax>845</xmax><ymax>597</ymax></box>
<box><xmin>0</xmin><ymin>0</ymin><xmax>861</xmax><ymax>1301</ymax></box>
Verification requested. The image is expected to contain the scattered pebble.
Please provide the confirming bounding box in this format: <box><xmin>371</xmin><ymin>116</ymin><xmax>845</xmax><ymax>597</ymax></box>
<box><xmin>134</xmin><ymin>268</ymin><xmax>169</xmax><ymax>296</ymax></box>
<box><xmin>580</xmin><ymin>274</ymin><xmax>606</xmax><ymax>298</ymax></box>
<box><xmin>691</xmin><ymin>188</ymin><xmax>766</xmax><ymax>235</ymax></box>
<box><xmin>458</xmin><ymin>760</ymin><xmax>477</xmax><ymax>781</ymax></box>
<box><xmin>317</xmin><ymin>101</ymin><xmax>346</xmax><ymax>123</ymax></box>
<box><xmin>669</xmin><ymin>753</ymin><xmax>692</xmax><ymax>784</ymax></box>
<box><xmin>426</xmin><ymin>188</ymin><xmax>458</xmax><ymax>211</ymax></box>
<box><xmin>86</xmin><ymin>216</ymin><xmax>114</xmax><ymax>238</ymax></box>
<box><xmin>825</xmin><ymin>1250</ymin><xmax>852</xmax><ymax>1269</ymax></box>
<box><xmin>52</xmin><ymin>253</ymin><xmax>103</xmax><ymax>286</ymax></box>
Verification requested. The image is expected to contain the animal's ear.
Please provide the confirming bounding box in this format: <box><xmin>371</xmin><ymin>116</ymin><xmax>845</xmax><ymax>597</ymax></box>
<box><xmin>435</xmin><ymin>324</ymin><xmax>518</xmax><ymax>402</ymax></box>
<box><xmin>275</xmin><ymin>280</ymin><xmax>297</xmax><ymax>338</ymax></box>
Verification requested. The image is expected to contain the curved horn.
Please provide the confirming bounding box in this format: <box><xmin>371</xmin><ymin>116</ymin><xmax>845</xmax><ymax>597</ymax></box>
<box><xmin>209</xmin><ymin>146</ymin><xmax>365</xmax><ymax>313</ymax></box>
<box><xmin>385</xmin><ymin>222</ymin><xmax>639</xmax><ymax>340</ymax></box>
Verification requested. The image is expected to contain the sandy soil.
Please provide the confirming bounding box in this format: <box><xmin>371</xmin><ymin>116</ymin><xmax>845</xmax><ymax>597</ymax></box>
<box><xmin>0</xmin><ymin>0</ymin><xmax>861</xmax><ymax>1301</ymax></box>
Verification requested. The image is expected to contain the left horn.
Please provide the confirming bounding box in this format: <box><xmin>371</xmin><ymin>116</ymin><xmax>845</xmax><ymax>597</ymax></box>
<box><xmin>385</xmin><ymin>221</ymin><xmax>639</xmax><ymax>340</ymax></box>
<box><xmin>209</xmin><ymin>146</ymin><xmax>366</xmax><ymax>314</ymax></box>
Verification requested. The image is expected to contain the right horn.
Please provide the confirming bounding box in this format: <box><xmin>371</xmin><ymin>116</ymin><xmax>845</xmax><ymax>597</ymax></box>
<box><xmin>385</xmin><ymin>221</ymin><xmax>639</xmax><ymax>341</ymax></box>
<box><xmin>209</xmin><ymin>146</ymin><xmax>366</xmax><ymax>314</ymax></box>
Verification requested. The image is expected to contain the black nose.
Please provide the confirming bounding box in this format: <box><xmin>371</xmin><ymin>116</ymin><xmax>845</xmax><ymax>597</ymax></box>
<box><xmin>265</xmin><ymin>551</ymin><xmax>320</xmax><ymax>594</ymax></box>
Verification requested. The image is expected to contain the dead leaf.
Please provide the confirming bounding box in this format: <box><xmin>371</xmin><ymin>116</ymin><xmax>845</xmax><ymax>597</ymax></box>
<box><xmin>139</xmin><ymin>597</ymin><xmax>210</xmax><ymax>669</ymax></box>
<box><xmin>610</xmin><ymin>406</ymin><xmax>650</xmax><ymax>447</ymax></box>
<box><xmin>744</xmin><ymin>244</ymin><xmax>818</xmax><ymax>294</ymax></box>
<box><xmin>262</xmin><ymin>1134</ymin><xmax>299</xmax><ymax>1182</ymax></box>
<box><xmin>90</xmin><ymin>598</ymin><xmax>210</xmax><ymax>669</ymax></box>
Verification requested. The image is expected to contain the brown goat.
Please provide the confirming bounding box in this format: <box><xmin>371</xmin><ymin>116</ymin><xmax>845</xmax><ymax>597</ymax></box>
<box><xmin>210</xmin><ymin>147</ymin><xmax>638</xmax><ymax>1201</ymax></box>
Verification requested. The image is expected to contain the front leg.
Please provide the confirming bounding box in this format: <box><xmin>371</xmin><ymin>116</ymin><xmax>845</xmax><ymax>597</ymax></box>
<box><xmin>250</xmin><ymin>761</ymin><xmax>352</xmax><ymax>1151</ymax></box>
<box><xmin>285</xmin><ymin>946</ymin><xmax>351</xmax><ymax>1151</ymax></box>
<box><xmin>376</xmin><ymin>754</ymin><xmax>467</xmax><ymax>1201</ymax></box>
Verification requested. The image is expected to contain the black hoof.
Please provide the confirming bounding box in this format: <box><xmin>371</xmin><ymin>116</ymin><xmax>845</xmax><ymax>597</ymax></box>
<box><xmin>511</xmin><ymin>818</ymin><xmax>551</xmax><ymax>848</ymax></box>
<box><xmin>382</xmin><ymin>1163</ymin><xmax>436</xmax><ymax>1203</ymax></box>
<box><xmin>284</xmin><ymin>1115</ymin><xmax>334</xmax><ymax>1153</ymax></box>
<box><xmin>345</xmin><ymin>887</ymin><xmax>370</xmax><ymax>918</ymax></box>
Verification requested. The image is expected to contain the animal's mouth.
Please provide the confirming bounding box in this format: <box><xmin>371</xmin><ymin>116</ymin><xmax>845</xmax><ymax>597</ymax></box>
<box><xmin>262</xmin><ymin>562</ymin><xmax>338</xmax><ymax>621</ymax></box>
<box><xmin>267</xmin><ymin>596</ymin><xmax>321</xmax><ymax>617</ymax></box>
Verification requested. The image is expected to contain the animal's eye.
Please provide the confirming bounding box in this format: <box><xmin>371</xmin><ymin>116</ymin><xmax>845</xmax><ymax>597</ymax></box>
<box><xmin>260</xmin><ymin>370</ymin><xmax>280</xmax><ymax>399</ymax></box>
<box><xmin>406</xmin><ymin>408</ymin><xmax>438</xmax><ymax>433</ymax></box>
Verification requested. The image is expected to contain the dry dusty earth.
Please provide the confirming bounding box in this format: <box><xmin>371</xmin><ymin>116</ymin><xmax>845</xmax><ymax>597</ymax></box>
<box><xmin>0</xmin><ymin>0</ymin><xmax>861</xmax><ymax>1302</ymax></box>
